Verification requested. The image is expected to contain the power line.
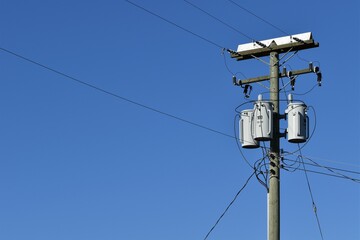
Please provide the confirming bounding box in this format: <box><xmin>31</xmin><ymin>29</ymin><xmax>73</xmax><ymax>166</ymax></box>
<box><xmin>184</xmin><ymin>0</ymin><xmax>254</xmax><ymax>41</ymax></box>
<box><xmin>203</xmin><ymin>170</ymin><xmax>255</xmax><ymax>240</ymax></box>
<box><xmin>283</xmin><ymin>166</ymin><xmax>360</xmax><ymax>183</ymax></box>
<box><xmin>283</xmin><ymin>158</ymin><xmax>360</xmax><ymax>175</ymax></box>
<box><xmin>0</xmin><ymin>47</ymin><xmax>236</xmax><ymax>140</ymax></box>
<box><xmin>291</xmin><ymin>83</ymin><xmax>319</xmax><ymax>96</ymax></box>
<box><xmin>125</xmin><ymin>0</ymin><xmax>225</xmax><ymax>50</ymax></box>
<box><xmin>304</xmin><ymin>154</ymin><xmax>360</xmax><ymax>183</ymax></box>
<box><xmin>226</xmin><ymin>0</ymin><xmax>289</xmax><ymax>36</ymax></box>
<box><xmin>300</xmin><ymin>154</ymin><xmax>360</xmax><ymax>169</ymax></box>
<box><xmin>298</xmin><ymin>147</ymin><xmax>325</xmax><ymax>240</ymax></box>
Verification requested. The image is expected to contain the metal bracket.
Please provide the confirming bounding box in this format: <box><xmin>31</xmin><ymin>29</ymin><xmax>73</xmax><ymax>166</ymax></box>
<box><xmin>278</xmin><ymin>114</ymin><xmax>286</xmax><ymax>120</ymax></box>
<box><xmin>278</xmin><ymin>131</ymin><xmax>286</xmax><ymax>139</ymax></box>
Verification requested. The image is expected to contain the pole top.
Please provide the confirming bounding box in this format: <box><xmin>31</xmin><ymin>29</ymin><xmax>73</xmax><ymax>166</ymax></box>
<box><xmin>231</xmin><ymin>32</ymin><xmax>319</xmax><ymax>61</ymax></box>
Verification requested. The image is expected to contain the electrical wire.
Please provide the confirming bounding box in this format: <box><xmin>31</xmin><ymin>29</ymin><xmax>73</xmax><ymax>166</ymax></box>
<box><xmin>296</xmin><ymin>53</ymin><xmax>311</xmax><ymax>63</ymax></box>
<box><xmin>126</xmin><ymin>0</ymin><xmax>226</xmax><ymax>50</ymax></box>
<box><xmin>221</xmin><ymin>52</ymin><xmax>249</xmax><ymax>85</ymax></box>
<box><xmin>184</xmin><ymin>0</ymin><xmax>253</xmax><ymax>41</ymax></box>
<box><xmin>254</xmin><ymin>154</ymin><xmax>269</xmax><ymax>191</ymax></box>
<box><xmin>283</xmin><ymin>166</ymin><xmax>360</xmax><ymax>182</ymax></box>
<box><xmin>302</xmin><ymin>155</ymin><xmax>360</xmax><ymax>183</ymax></box>
<box><xmin>281</xmin><ymin>156</ymin><xmax>302</xmax><ymax>172</ymax></box>
<box><xmin>203</xmin><ymin>170</ymin><xmax>256</xmax><ymax>240</ymax></box>
<box><xmin>298</xmin><ymin>146</ymin><xmax>325</xmax><ymax>240</ymax></box>
<box><xmin>226</xmin><ymin>0</ymin><xmax>289</xmax><ymax>36</ymax></box>
<box><xmin>234</xmin><ymin>99</ymin><xmax>257</xmax><ymax>113</ymax></box>
<box><xmin>291</xmin><ymin>83</ymin><xmax>319</xmax><ymax>96</ymax></box>
<box><xmin>280</xmin><ymin>77</ymin><xmax>289</xmax><ymax>103</ymax></box>
<box><xmin>282</xmin><ymin>158</ymin><xmax>360</xmax><ymax>176</ymax></box>
<box><xmin>279</xmin><ymin>50</ymin><xmax>299</xmax><ymax>67</ymax></box>
<box><xmin>222</xmin><ymin>49</ymin><xmax>236</xmax><ymax>76</ymax></box>
<box><xmin>296</xmin><ymin>155</ymin><xmax>360</xmax><ymax>169</ymax></box>
<box><xmin>183</xmin><ymin>0</ymin><xmax>322</xmax><ymax>97</ymax></box>
<box><xmin>283</xmin><ymin>141</ymin><xmax>360</xmax><ymax>183</ymax></box>
<box><xmin>0</xmin><ymin>47</ymin><xmax>239</xmax><ymax>141</ymax></box>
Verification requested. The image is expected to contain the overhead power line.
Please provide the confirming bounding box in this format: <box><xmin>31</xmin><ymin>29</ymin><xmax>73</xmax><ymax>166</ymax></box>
<box><xmin>298</xmin><ymin>147</ymin><xmax>324</xmax><ymax>240</ymax></box>
<box><xmin>184</xmin><ymin>0</ymin><xmax>254</xmax><ymax>41</ymax></box>
<box><xmin>0</xmin><ymin>47</ymin><xmax>235</xmax><ymax>140</ymax></box>
<box><xmin>125</xmin><ymin>0</ymin><xmax>225</xmax><ymax>50</ymax></box>
<box><xmin>283</xmin><ymin>158</ymin><xmax>360</xmax><ymax>175</ymax></box>
<box><xmin>203</xmin><ymin>170</ymin><xmax>256</xmax><ymax>240</ymax></box>
<box><xmin>283</xmin><ymin>151</ymin><xmax>360</xmax><ymax>169</ymax></box>
<box><xmin>304</xmin><ymin>154</ymin><xmax>360</xmax><ymax>183</ymax></box>
<box><xmin>226</xmin><ymin>0</ymin><xmax>289</xmax><ymax>36</ymax></box>
<box><xmin>284</xmin><ymin>166</ymin><xmax>360</xmax><ymax>183</ymax></box>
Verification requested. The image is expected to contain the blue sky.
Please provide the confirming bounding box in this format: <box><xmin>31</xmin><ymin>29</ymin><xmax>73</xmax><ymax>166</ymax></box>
<box><xmin>0</xmin><ymin>0</ymin><xmax>359</xmax><ymax>239</ymax></box>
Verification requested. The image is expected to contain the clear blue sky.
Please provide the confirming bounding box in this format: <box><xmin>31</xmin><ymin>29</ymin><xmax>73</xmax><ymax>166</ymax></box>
<box><xmin>0</xmin><ymin>0</ymin><xmax>359</xmax><ymax>239</ymax></box>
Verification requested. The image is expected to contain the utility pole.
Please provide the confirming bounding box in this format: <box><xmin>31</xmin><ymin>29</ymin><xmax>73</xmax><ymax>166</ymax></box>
<box><xmin>268</xmin><ymin>50</ymin><xmax>280</xmax><ymax>240</ymax></box>
<box><xmin>230</xmin><ymin>32</ymin><xmax>319</xmax><ymax>240</ymax></box>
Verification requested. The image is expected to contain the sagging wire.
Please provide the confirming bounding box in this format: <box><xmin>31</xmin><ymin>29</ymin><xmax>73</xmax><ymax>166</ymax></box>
<box><xmin>279</xmin><ymin>61</ymin><xmax>322</xmax><ymax>93</ymax></box>
<box><xmin>222</xmin><ymin>48</ymin><xmax>236</xmax><ymax>76</ymax></box>
<box><xmin>295</xmin><ymin>155</ymin><xmax>360</xmax><ymax>169</ymax></box>
<box><xmin>254</xmin><ymin>146</ymin><xmax>270</xmax><ymax>191</ymax></box>
<box><xmin>296</xmin><ymin>53</ymin><xmax>311</xmax><ymax>63</ymax></box>
<box><xmin>280</xmin><ymin>76</ymin><xmax>290</xmax><ymax>104</ymax></box>
<box><xmin>255</xmin><ymin>162</ymin><xmax>269</xmax><ymax>191</ymax></box>
<box><xmin>203</xmin><ymin>170</ymin><xmax>256</xmax><ymax>240</ymax></box>
<box><xmin>223</xmin><ymin>49</ymin><xmax>266</xmax><ymax>99</ymax></box>
<box><xmin>282</xmin><ymin>143</ymin><xmax>360</xmax><ymax>183</ymax></box>
<box><xmin>281</xmin><ymin>155</ymin><xmax>302</xmax><ymax>172</ymax></box>
<box><xmin>232</xmin><ymin>114</ymin><xmax>273</xmax><ymax>240</ymax></box>
<box><xmin>282</xmin><ymin>157</ymin><xmax>360</xmax><ymax>176</ymax></box>
<box><xmin>223</xmin><ymin>49</ymin><xmax>259</xmax><ymax>99</ymax></box>
<box><xmin>298</xmin><ymin>145</ymin><xmax>325</xmax><ymax>240</ymax></box>
<box><xmin>234</xmin><ymin>99</ymin><xmax>256</xmax><ymax>113</ymax></box>
<box><xmin>291</xmin><ymin>83</ymin><xmax>319</xmax><ymax>96</ymax></box>
<box><xmin>296</xmin><ymin>57</ymin><xmax>323</xmax><ymax>87</ymax></box>
<box><xmin>301</xmin><ymin>155</ymin><xmax>360</xmax><ymax>183</ymax></box>
<box><xmin>284</xmin><ymin>166</ymin><xmax>360</xmax><ymax>182</ymax></box>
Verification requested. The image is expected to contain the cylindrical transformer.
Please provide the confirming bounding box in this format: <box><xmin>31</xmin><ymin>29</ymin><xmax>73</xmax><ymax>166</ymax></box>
<box><xmin>253</xmin><ymin>96</ymin><xmax>274</xmax><ymax>141</ymax></box>
<box><xmin>286</xmin><ymin>100</ymin><xmax>308</xmax><ymax>143</ymax></box>
<box><xmin>240</xmin><ymin>109</ymin><xmax>259</xmax><ymax>148</ymax></box>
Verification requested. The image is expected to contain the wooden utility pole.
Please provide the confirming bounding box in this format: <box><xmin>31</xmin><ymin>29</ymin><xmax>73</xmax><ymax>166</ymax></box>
<box><xmin>231</xmin><ymin>32</ymin><xmax>319</xmax><ymax>240</ymax></box>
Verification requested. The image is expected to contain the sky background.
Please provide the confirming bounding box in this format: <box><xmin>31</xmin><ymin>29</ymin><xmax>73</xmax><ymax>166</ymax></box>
<box><xmin>0</xmin><ymin>0</ymin><xmax>359</xmax><ymax>240</ymax></box>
